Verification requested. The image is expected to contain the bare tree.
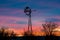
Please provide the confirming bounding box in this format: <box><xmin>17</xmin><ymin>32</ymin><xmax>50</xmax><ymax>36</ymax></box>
<box><xmin>0</xmin><ymin>27</ymin><xmax>9</xmax><ymax>37</ymax></box>
<box><xmin>0</xmin><ymin>27</ymin><xmax>17</xmax><ymax>37</ymax></box>
<box><xmin>10</xmin><ymin>31</ymin><xmax>17</xmax><ymax>37</ymax></box>
<box><xmin>42</xmin><ymin>22</ymin><xmax>58</xmax><ymax>36</ymax></box>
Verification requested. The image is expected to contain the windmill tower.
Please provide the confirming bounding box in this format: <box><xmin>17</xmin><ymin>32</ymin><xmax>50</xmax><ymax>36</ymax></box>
<box><xmin>24</xmin><ymin>6</ymin><xmax>32</xmax><ymax>35</ymax></box>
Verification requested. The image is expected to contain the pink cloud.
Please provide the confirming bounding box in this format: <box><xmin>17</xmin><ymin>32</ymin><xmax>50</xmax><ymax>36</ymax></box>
<box><xmin>0</xmin><ymin>16</ymin><xmax>60</xmax><ymax>35</ymax></box>
<box><xmin>0</xmin><ymin>16</ymin><xmax>27</xmax><ymax>28</ymax></box>
<box><xmin>0</xmin><ymin>16</ymin><xmax>44</xmax><ymax>31</ymax></box>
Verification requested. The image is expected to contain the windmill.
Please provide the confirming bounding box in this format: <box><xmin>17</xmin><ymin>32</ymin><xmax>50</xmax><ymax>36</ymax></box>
<box><xmin>24</xmin><ymin>6</ymin><xmax>32</xmax><ymax>35</ymax></box>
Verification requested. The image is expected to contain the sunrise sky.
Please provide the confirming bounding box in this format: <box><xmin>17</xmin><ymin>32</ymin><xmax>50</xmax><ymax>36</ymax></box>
<box><xmin>0</xmin><ymin>0</ymin><xmax>60</xmax><ymax>36</ymax></box>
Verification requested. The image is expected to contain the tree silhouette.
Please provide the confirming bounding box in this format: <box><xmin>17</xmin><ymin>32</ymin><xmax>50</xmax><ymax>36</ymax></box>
<box><xmin>42</xmin><ymin>22</ymin><xmax>58</xmax><ymax>36</ymax></box>
<box><xmin>0</xmin><ymin>27</ymin><xmax>9</xmax><ymax>37</ymax></box>
<box><xmin>10</xmin><ymin>31</ymin><xmax>17</xmax><ymax>37</ymax></box>
<box><xmin>0</xmin><ymin>27</ymin><xmax>17</xmax><ymax>37</ymax></box>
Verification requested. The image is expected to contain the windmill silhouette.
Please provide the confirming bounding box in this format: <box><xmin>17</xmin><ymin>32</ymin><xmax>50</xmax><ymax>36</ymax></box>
<box><xmin>24</xmin><ymin>6</ymin><xmax>32</xmax><ymax>36</ymax></box>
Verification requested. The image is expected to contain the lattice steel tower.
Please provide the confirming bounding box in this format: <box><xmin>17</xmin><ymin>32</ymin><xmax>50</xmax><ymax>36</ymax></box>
<box><xmin>24</xmin><ymin>6</ymin><xmax>32</xmax><ymax>35</ymax></box>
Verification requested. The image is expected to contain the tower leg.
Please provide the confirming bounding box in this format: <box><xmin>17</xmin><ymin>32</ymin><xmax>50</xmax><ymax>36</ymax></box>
<box><xmin>28</xmin><ymin>15</ymin><xmax>32</xmax><ymax>35</ymax></box>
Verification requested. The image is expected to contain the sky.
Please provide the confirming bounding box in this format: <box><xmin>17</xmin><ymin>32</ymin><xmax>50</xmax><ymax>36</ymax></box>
<box><xmin>0</xmin><ymin>0</ymin><xmax>60</xmax><ymax>35</ymax></box>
